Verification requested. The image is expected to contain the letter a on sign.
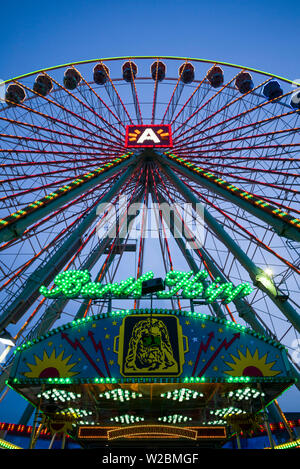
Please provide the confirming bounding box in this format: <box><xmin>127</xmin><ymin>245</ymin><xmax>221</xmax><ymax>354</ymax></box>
<box><xmin>125</xmin><ymin>125</ymin><xmax>173</xmax><ymax>148</ymax></box>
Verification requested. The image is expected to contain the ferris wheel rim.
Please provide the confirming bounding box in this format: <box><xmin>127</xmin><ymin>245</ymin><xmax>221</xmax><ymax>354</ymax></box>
<box><xmin>0</xmin><ymin>52</ymin><xmax>298</xmax><ymax>360</ymax></box>
<box><xmin>1</xmin><ymin>55</ymin><xmax>299</xmax><ymax>86</ymax></box>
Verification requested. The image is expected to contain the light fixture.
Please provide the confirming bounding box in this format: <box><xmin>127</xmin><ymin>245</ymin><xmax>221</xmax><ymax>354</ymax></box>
<box><xmin>0</xmin><ymin>330</ymin><xmax>15</xmax><ymax>347</ymax></box>
<box><xmin>257</xmin><ymin>269</ymin><xmax>289</xmax><ymax>301</ymax></box>
<box><xmin>255</xmin><ymin>271</ymin><xmax>277</xmax><ymax>296</ymax></box>
<box><xmin>264</xmin><ymin>268</ymin><xmax>273</xmax><ymax>277</ymax></box>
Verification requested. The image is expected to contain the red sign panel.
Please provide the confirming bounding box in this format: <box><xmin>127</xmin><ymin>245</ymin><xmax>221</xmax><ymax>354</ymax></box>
<box><xmin>125</xmin><ymin>124</ymin><xmax>173</xmax><ymax>148</ymax></box>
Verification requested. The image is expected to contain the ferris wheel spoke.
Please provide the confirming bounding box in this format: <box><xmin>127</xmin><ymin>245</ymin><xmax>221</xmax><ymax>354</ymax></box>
<box><xmin>183</xmin><ymin>179</ymin><xmax>300</xmax><ymax>274</ymax></box>
<box><xmin>0</xmin><ymin>162</ymin><xmax>141</xmax><ymax>331</ymax></box>
<box><xmin>202</xmin><ymin>166</ymin><xmax>299</xmax><ymax>194</ymax></box>
<box><xmin>82</xmin><ymin>164</ymin><xmax>145</xmax><ymax>316</ymax></box>
<box><xmin>100</xmin><ymin>62</ymin><xmax>134</xmax><ymax>125</ymax></box>
<box><xmin>0</xmin><ymin>150</ymin><xmax>120</xmax><ymax>165</ymax></box>
<box><xmin>185</xmin><ymin>158</ymin><xmax>299</xmax><ymax>182</ymax></box>
<box><xmin>174</xmin><ymin>154</ymin><xmax>300</xmax><ymax>163</ymax></box>
<box><xmin>153</xmin><ymin>168</ymin><xmax>235</xmax><ymax>320</ymax></box>
<box><xmin>175</xmin><ymin>109</ymin><xmax>299</xmax><ymax>160</ymax></box>
<box><xmin>0</xmin><ymin>175</ymin><xmax>118</xmax><ymax>252</ymax></box>
<box><xmin>0</xmin><ymin>130</ymin><xmax>105</xmax><ymax>161</ymax></box>
<box><xmin>2</xmin><ymin>98</ymin><xmax>124</xmax><ymax>156</ymax></box>
<box><xmin>70</xmin><ymin>166</ymin><xmax>144</xmax><ymax>291</ymax></box>
<box><xmin>159</xmin><ymin>161</ymin><xmax>300</xmax><ymax>333</ymax></box>
<box><xmin>210</xmin><ymin>183</ymin><xmax>300</xmax><ymax>217</ymax></box>
<box><xmin>0</xmin><ymin>114</ymin><xmax>121</xmax><ymax>154</ymax></box>
<box><xmin>173</xmin><ymin>151</ymin><xmax>300</xmax><ymax>197</ymax></box>
<box><xmin>43</xmin><ymin>72</ymin><xmax>125</xmax><ymax>139</ymax></box>
<box><xmin>199</xmin><ymin>222</ymin><xmax>297</xmax><ymax>344</ymax></box>
<box><xmin>149</xmin><ymin>165</ymin><xmax>174</xmax><ymax>271</ymax></box>
<box><xmin>172</xmin><ymin>149</ymin><xmax>300</xmax><ymax>189</ymax></box>
<box><xmin>172</xmin><ymin>69</ymin><xmax>245</xmax><ymax>139</ymax></box>
<box><xmin>0</xmin><ymin>172</ymin><xmax>107</xmax><ymax>203</ymax></box>
<box><xmin>174</xmin><ymin>87</ymin><xmax>296</xmax><ymax>147</ymax></box>
<box><xmin>172</xmin><ymin>141</ymin><xmax>300</xmax><ymax>162</ymax></box>
<box><xmin>189</xmin><ymin>164</ymin><xmax>300</xmax><ymax>195</ymax></box>
<box><xmin>156</xmin><ymin>164</ymin><xmax>279</xmax><ymax>276</ymax></box>
<box><xmin>152</xmin><ymin>207</ymin><xmax>180</xmax><ymax>312</ymax></box>
<box><xmin>75</xmin><ymin>244</ymin><xmax>122</xmax><ymax>318</ymax></box>
<box><xmin>12</xmin><ymin>216</ymin><xmax>105</xmax><ymax>341</ymax></box>
<box><xmin>8</xmin><ymin>103</ymin><xmax>123</xmax><ymax>162</ymax></box>
<box><xmin>0</xmin><ymin>156</ymin><xmax>118</xmax><ymax>171</ymax></box>
<box><xmin>170</xmin><ymin>74</ymin><xmax>208</xmax><ymax>127</ymax></box>
<box><xmin>148</xmin><ymin>210</ymin><xmax>174</xmax><ymax>311</ymax></box>
<box><xmin>0</xmin><ymin>160</ymin><xmax>127</xmax><ymax>186</ymax></box>
<box><xmin>161</xmin><ymin>62</ymin><xmax>189</xmax><ymax>124</ymax></box>
<box><xmin>12</xmin><ymin>102</ymin><xmax>104</xmax><ymax>156</ymax></box>
<box><xmin>14</xmin><ymin>79</ymin><xmax>125</xmax><ymax>146</ymax></box>
<box><xmin>69</xmin><ymin>67</ymin><xmax>126</xmax><ymax>131</ymax></box>
<box><xmin>0</xmin><ymin>152</ymin><xmax>136</xmax><ymax>243</ymax></box>
<box><xmin>133</xmin><ymin>166</ymin><xmax>149</xmax><ymax>310</ymax></box>
<box><xmin>160</xmin><ymin>152</ymin><xmax>300</xmax><ymax>242</ymax></box>
<box><xmin>151</xmin><ymin>59</ymin><xmax>160</xmax><ymax>125</ymax></box>
<box><xmin>0</xmin><ymin>208</ymin><xmax>86</xmax><ymax>291</ymax></box>
<box><xmin>173</xmin><ymin>125</ymin><xmax>300</xmax><ymax>159</ymax></box>
<box><xmin>126</xmin><ymin>60</ymin><xmax>143</xmax><ymax>125</ymax></box>
<box><xmin>174</xmin><ymin>83</ymin><xmax>267</xmax><ymax>141</ymax></box>
<box><xmin>151</xmin><ymin>166</ymin><xmax>208</xmax><ymax>312</ymax></box>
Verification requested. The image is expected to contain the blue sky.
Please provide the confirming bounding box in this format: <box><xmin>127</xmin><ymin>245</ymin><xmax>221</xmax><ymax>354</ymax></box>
<box><xmin>0</xmin><ymin>0</ymin><xmax>299</xmax><ymax>425</ymax></box>
<box><xmin>1</xmin><ymin>0</ymin><xmax>300</xmax><ymax>82</ymax></box>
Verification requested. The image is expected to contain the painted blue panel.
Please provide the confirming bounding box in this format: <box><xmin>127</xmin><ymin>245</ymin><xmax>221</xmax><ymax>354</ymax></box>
<box><xmin>11</xmin><ymin>310</ymin><xmax>290</xmax><ymax>381</ymax></box>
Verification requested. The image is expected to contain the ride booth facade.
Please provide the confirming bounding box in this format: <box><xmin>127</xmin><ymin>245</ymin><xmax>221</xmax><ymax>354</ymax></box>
<box><xmin>6</xmin><ymin>270</ymin><xmax>295</xmax><ymax>448</ymax></box>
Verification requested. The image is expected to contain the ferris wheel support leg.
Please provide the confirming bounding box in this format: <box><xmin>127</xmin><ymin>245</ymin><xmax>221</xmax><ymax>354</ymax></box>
<box><xmin>0</xmin><ymin>235</ymin><xmax>81</xmax><ymax>332</ymax></box>
<box><xmin>236</xmin><ymin>433</ymin><xmax>241</xmax><ymax>449</ymax></box>
<box><xmin>13</xmin><ymin>237</ymin><xmax>125</xmax><ymax>428</ymax></box>
<box><xmin>162</xmin><ymin>164</ymin><xmax>300</xmax><ymax>334</ymax></box>
<box><xmin>157</xmin><ymin>190</ymin><xmax>266</xmax><ymax>330</ymax></box>
<box><xmin>157</xmin><ymin>196</ymin><xmax>299</xmax><ymax>436</ymax></box>
<box><xmin>170</xmin><ymin>234</ymin><xmax>227</xmax><ymax>319</ymax></box>
<box><xmin>273</xmin><ymin>399</ymin><xmax>297</xmax><ymax>441</ymax></box>
<box><xmin>155</xmin><ymin>198</ymin><xmax>226</xmax><ymax>319</ymax></box>
<box><xmin>74</xmin><ymin>198</ymin><xmax>144</xmax><ymax>319</ymax></box>
<box><xmin>74</xmin><ymin>242</ymin><xmax>121</xmax><ymax>318</ymax></box>
<box><xmin>157</xmin><ymin>189</ymin><xmax>300</xmax><ymax>390</ymax></box>
<box><xmin>74</xmin><ymin>260</ymin><xmax>116</xmax><ymax>319</ymax></box>
<box><xmin>29</xmin><ymin>402</ymin><xmax>40</xmax><ymax>449</ymax></box>
<box><xmin>18</xmin><ymin>402</ymin><xmax>35</xmax><ymax>425</ymax></box>
<box><xmin>0</xmin><ymin>202</ymin><xmax>142</xmax><ymax>400</ymax></box>
<box><xmin>160</xmin><ymin>153</ymin><xmax>300</xmax><ymax>243</ymax></box>
<box><xmin>0</xmin><ymin>153</ymin><xmax>138</xmax><ymax>244</ymax></box>
<box><xmin>0</xmin><ymin>164</ymin><xmax>138</xmax><ymax>333</ymax></box>
<box><xmin>186</xmin><ymin>249</ymin><xmax>300</xmax><ymax>390</ymax></box>
<box><xmin>31</xmin><ymin>204</ymin><xmax>141</xmax><ymax>334</ymax></box>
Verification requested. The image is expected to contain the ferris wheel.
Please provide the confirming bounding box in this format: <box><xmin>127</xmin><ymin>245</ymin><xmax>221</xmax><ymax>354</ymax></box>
<box><xmin>0</xmin><ymin>56</ymin><xmax>299</xmax><ymax>444</ymax></box>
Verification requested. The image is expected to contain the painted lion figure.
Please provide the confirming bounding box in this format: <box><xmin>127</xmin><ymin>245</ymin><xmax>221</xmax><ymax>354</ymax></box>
<box><xmin>125</xmin><ymin>317</ymin><xmax>176</xmax><ymax>371</ymax></box>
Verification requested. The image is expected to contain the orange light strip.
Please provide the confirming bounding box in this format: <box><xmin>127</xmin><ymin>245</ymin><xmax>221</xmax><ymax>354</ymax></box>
<box><xmin>78</xmin><ymin>425</ymin><xmax>226</xmax><ymax>440</ymax></box>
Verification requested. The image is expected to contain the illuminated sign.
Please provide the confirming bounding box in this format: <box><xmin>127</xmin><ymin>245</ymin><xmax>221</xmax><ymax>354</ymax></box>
<box><xmin>39</xmin><ymin>269</ymin><xmax>253</xmax><ymax>305</ymax></box>
<box><xmin>78</xmin><ymin>425</ymin><xmax>226</xmax><ymax>440</ymax></box>
<box><xmin>107</xmin><ymin>425</ymin><xmax>197</xmax><ymax>440</ymax></box>
<box><xmin>125</xmin><ymin>125</ymin><xmax>173</xmax><ymax>148</ymax></box>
